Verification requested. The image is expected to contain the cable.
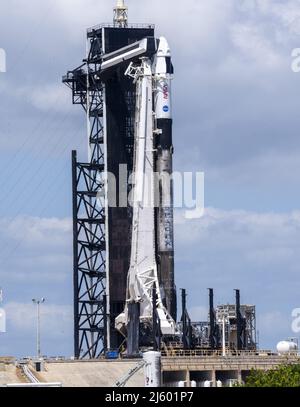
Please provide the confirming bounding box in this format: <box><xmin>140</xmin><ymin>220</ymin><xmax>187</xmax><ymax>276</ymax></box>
<box><xmin>0</xmin><ymin>125</ymin><xmax>83</xmax><ymax>261</ymax></box>
<box><xmin>7</xmin><ymin>2</ymin><xmax>58</xmax><ymax>71</ymax></box>
<box><xmin>0</xmin><ymin>95</ymin><xmax>78</xmax><ymax>189</ymax></box>
<box><xmin>0</xmin><ymin>107</ymin><xmax>76</xmax><ymax>204</ymax></box>
<box><xmin>0</xmin><ymin>0</ymin><xmax>75</xmax><ymax>171</ymax></box>
<box><xmin>0</xmin><ymin>162</ymin><xmax>70</xmax><ymax>267</ymax></box>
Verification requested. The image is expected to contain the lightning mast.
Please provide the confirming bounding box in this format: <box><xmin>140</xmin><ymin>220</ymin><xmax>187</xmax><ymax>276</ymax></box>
<box><xmin>114</xmin><ymin>0</ymin><xmax>128</xmax><ymax>28</ymax></box>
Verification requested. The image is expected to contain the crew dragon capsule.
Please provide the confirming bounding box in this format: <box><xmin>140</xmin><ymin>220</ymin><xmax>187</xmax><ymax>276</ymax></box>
<box><xmin>153</xmin><ymin>37</ymin><xmax>177</xmax><ymax>321</ymax></box>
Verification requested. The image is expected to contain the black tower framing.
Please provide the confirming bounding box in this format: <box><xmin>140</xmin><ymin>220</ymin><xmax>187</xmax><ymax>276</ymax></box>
<box><xmin>181</xmin><ymin>289</ymin><xmax>193</xmax><ymax>350</ymax></box>
<box><xmin>64</xmin><ymin>23</ymin><xmax>155</xmax><ymax>358</ymax></box>
<box><xmin>71</xmin><ymin>151</ymin><xmax>106</xmax><ymax>359</ymax></box>
<box><xmin>208</xmin><ymin>288</ymin><xmax>219</xmax><ymax>349</ymax></box>
<box><xmin>235</xmin><ymin>289</ymin><xmax>247</xmax><ymax>351</ymax></box>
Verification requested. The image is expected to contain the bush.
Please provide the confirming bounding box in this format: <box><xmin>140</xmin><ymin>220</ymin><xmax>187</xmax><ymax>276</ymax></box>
<box><xmin>244</xmin><ymin>365</ymin><xmax>300</xmax><ymax>387</ymax></box>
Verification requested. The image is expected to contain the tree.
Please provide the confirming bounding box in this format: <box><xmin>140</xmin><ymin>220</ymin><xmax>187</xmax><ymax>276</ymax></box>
<box><xmin>244</xmin><ymin>365</ymin><xmax>300</xmax><ymax>387</ymax></box>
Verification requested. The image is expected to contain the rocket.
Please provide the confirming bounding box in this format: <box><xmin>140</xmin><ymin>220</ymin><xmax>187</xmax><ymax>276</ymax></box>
<box><xmin>152</xmin><ymin>37</ymin><xmax>177</xmax><ymax>321</ymax></box>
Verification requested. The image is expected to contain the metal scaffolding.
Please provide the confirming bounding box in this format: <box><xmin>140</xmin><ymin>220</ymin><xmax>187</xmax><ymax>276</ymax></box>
<box><xmin>64</xmin><ymin>21</ymin><xmax>156</xmax><ymax>357</ymax></box>
<box><xmin>64</xmin><ymin>27</ymin><xmax>108</xmax><ymax>359</ymax></box>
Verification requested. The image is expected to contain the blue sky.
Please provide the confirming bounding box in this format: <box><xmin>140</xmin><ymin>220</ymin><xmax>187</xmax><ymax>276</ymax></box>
<box><xmin>1</xmin><ymin>0</ymin><xmax>300</xmax><ymax>357</ymax></box>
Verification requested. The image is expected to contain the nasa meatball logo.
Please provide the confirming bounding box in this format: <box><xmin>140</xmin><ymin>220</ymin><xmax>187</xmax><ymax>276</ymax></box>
<box><xmin>163</xmin><ymin>105</ymin><xmax>169</xmax><ymax>113</ymax></box>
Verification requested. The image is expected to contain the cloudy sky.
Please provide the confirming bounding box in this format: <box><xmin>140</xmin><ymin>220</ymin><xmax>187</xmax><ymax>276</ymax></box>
<box><xmin>1</xmin><ymin>0</ymin><xmax>300</xmax><ymax>357</ymax></box>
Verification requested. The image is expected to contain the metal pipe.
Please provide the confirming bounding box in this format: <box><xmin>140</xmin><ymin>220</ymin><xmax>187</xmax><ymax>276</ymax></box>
<box><xmin>6</xmin><ymin>383</ymin><xmax>62</xmax><ymax>388</ymax></box>
<box><xmin>222</xmin><ymin>315</ymin><xmax>226</xmax><ymax>357</ymax></box>
<box><xmin>21</xmin><ymin>364</ymin><xmax>39</xmax><ymax>384</ymax></box>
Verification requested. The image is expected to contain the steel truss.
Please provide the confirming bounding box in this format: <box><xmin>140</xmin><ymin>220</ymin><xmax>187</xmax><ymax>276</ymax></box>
<box><xmin>65</xmin><ymin>27</ymin><xmax>108</xmax><ymax>359</ymax></box>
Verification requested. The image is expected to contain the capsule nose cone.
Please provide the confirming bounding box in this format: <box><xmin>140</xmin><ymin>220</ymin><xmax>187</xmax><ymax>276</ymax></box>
<box><xmin>157</xmin><ymin>37</ymin><xmax>171</xmax><ymax>57</ymax></box>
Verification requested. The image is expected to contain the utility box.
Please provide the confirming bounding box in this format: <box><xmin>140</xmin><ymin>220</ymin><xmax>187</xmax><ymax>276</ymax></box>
<box><xmin>34</xmin><ymin>360</ymin><xmax>45</xmax><ymax>372</ymax></box>
<box><xmin>106</xmin><ymin>351</ymin><xmax>119</xmax><ymax>360</ymax></box>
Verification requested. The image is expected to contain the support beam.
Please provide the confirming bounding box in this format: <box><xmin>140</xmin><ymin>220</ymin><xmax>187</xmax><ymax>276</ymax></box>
<box><xmin>72</xmin><ymin>151</ymin><xmax>80</xmax><ymax>358</ymax></box>
<box><xmin>181</xmin><ymin>289</ymin><xmax>192</xmax><ymax>350</ymax></box>
<box><xmin>208</xmin><ymin>288</ymin><xmax>219</xmax><ymax>349</ymax></box>
<box><xmin>72</xmin><ymin>150</ymin><xmax>107</xmax><ymax>359</ymax></box>
<box><xmin>127</xmin><ymin>303</ymin><xmax>140</xmax><ymax>357</ymax></box>
<box><xmin>153</xmin><ymin>287</ymin><xmax>162</xmax><ymax>352</ymax></box>
<box><xmin>235</xmin><ymin>289</ymin><xmax>246</xmax><ymax>351</ymax></box>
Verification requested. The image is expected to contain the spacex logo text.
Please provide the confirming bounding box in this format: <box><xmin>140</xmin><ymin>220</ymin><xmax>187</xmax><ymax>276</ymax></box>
<box><xmin>0</xmin><ymin>49</ymin><xmax>6</xmax><ymax>73</ymax></box>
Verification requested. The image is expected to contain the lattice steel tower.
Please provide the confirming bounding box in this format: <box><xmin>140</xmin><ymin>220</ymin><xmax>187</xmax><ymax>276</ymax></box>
<box><xmin>63</xmin><ymin>3</ymin><xmax>156</xmax><ymax>358</ymax></box>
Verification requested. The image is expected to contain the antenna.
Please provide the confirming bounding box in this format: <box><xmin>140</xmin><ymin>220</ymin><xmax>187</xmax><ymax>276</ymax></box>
<box><xmin>113</xmin><ymin>0</ymin><xmax>128</xmax><ymax>28</ymax></box>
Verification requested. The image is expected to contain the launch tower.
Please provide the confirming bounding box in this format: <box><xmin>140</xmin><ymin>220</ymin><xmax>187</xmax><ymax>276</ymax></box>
<box><xmin>63</xmin><ymin>2</ymin><xmax>176</xmax><ymax>358</ymax></box>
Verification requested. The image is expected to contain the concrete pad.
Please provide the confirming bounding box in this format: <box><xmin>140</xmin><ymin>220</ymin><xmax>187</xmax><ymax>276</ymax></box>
<box><xmin>0</xmin><ymin>364</ymin><xmax>21</xmax><ymax>385</ymax></box>
<box><xmin>37</xmin><ymin>360</ymin><xmax>145</xmax><ymax>388</ymax></box>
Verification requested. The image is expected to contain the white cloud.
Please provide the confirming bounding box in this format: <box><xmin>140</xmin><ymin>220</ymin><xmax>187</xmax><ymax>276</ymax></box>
<box><xmin>21</xmin><ymin>84</ymin><xmax>72</xmax><ymax>113</ymax></box>
<box><xmin>0</xmin><ymin>217</ymin><xmax>72</xmax><ymax>282</ymax></box>
<box><xmin>258</xmin><ymin>311</ymin><xmax>292</xmax><ymax>344</ymax></box>
<box><xmin>230</xmin><ymin>23</ymin><xmax>283</xmax><ymax>69</ymax></box>
<box><xmin>5</xmin><ymin>302</ymin><xmax>72</xmax><ymax>337</ymax></box>
<box><xmin>2</xmin><ymin>216</ymin><xmax>72</xmax><ymax>249</ymax></box>
<box><xmin>175</xmin><ymin>207</ymin><xmax>300</xmax><ymax>252</ymax></box>
<box><xmin>174</xmin><ymin>207</ymin><xmax>300</xmax><ymax>347</ymax></box>
<box><xmin>258</xmin><ymin>0</ymin><xmax>300</xmax><ymax>37</ymax></box>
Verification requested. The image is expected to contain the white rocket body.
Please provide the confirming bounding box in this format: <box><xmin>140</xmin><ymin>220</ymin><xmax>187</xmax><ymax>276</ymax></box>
<box><xmin>115</xmin><ymin>37</ymin><xmax>177</xmax><ymax>339</ymax></box>
<box><xmin>115</xmin><ymin>55</ymin><xmax>176</xmax><ymax>338</ymax></box>
<box><xmin>152</xmin><ymin>38</ymin><xmax>176</xmax><ymax>319</ymax></box>
<box><xmin>153</xmin><ymin>37</ymin><xmax>173</xmax><ymax>120</ymax></box>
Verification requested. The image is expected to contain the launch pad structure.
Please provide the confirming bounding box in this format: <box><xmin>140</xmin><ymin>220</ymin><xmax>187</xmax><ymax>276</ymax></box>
<box><xmin>63</xmin><ymin>3</ymin><xmax>257</xmax><ymax>360</ymax></box>
<box><xmin>64</xmin><ymin>23</ymin><xmax>152</xmax><ymax>358</ymax></box>
<box><xmin>64</xmin><ymin>5</ymin><xmax>178</xmax><ymax>357</ymax></box>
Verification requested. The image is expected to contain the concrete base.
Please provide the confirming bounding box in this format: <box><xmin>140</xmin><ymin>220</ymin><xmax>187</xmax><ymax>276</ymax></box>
<box><xmin>37</xmin><ymin>360</ymin><xmax>145</xmax><ymax>387</ymax></box>
<box><xmin>1</xmin><ymin>354</ymin><xmax>300</xmax><ymax>387</ymax></box>
<box><xmin>162</xmin><ymin>354</ymin><xmax>300</xmax><ymax>387</ymax></box>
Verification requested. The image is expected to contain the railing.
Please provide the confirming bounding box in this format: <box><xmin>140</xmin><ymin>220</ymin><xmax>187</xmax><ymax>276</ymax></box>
<box><xmin>114</xmin><ymin>360</ymin><xmax>147</xmax><ymax>387</ymax></box>
<box><xmin>161</xmin><ymin>349</ymin><xmax>300</xmax><ymax>358</ymax></box>
<box><xmin>87</xmin><ymin>23</ymin><xmax>155</xmax><ymax>33</ymax></box>
<box><xmin>4</xmin><ymin>383</ymin><xmax>63</xmax><ymax>388</ymax></box>
<box><xmin>21</xmin><ymin>364</ymin><xmax>40</xmax><ymax>384</ymax></box>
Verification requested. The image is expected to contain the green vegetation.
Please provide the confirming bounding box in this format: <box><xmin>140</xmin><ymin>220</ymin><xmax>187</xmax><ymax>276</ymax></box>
<box><xmin>244</xmin><ymin>365</ymin><xmax>300</xmax><ymax>387</ymax></box>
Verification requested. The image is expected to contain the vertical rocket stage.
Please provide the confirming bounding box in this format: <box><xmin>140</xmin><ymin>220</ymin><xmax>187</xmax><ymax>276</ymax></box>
<box><xmin>153</xmin><ymin>38</ymin><xmax>177</xmax><ymax>321</ymax></box>
<box><xmin>115</xmin><ymin>37</ymin><xmax>177</xmax><ymax>342</ymax></box>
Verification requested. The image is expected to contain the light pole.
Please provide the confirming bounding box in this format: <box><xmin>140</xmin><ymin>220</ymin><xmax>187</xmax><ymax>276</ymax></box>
<box><xmin>32</xmin><ymin>298</ymin><xmax>45</xmax><ymax>359</ymax></box>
